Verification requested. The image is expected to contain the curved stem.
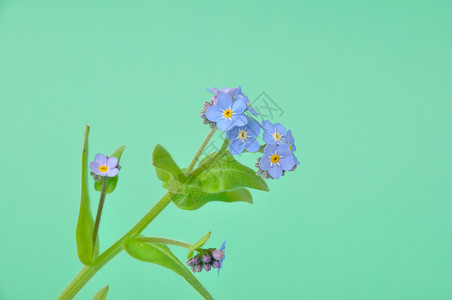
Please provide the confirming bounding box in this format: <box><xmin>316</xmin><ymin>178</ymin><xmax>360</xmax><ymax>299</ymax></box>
<box><xmin>185</xmin><ymin>127</ymin><xmax>217</xmax><ymax>175</ymax></box>
<box><xmin>57</xmin><ymin>193</ymin><xmax>173</xmax><ymax>300</ymax></box>
<box><xmin>135</xmin><ymin>237</ymin><xmax>192</xmax><ymax>249</ymax></box>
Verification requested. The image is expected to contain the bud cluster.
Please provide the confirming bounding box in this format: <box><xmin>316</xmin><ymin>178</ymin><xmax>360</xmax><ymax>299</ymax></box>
<box><xmin>186</xmin><ymin>248</ymin><xmax>224</xmax><ymax>273</ymax></box>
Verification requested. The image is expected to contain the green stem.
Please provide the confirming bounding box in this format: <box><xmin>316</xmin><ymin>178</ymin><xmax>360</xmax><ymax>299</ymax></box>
<box><xmin>185</xmin><ymin>127</ymin><xmax>217</xmax><ymax>175</ymax></box>
<box><xmin>187</xmin><ymin>137</ymin><xmax>229</xmax><ymax>182</ymax></box>
<box><xmin>135</xmin><ymin>237</ymin><xmax>192</xmax><ymax>249</ymax></box>
<box><xmin>58</xmin><ymin>127</ymin><xmax>223</xmax><ymax>300</ymax></box>
<box><xmin>57</xmin><ymin>193</ymin><xmax>173</xmax><ymax>300</ymax></box>
<box><xmin>92</xmin><ymin>178</ymin><xmax>108</xmax><ymax>246</ymax></box>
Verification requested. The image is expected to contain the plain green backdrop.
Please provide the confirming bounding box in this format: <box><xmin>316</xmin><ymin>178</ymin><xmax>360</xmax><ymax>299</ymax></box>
<box><xmin>1</xmin><ymin>0</ymin><xmax>451</xmax><ymax>299</ymax></box>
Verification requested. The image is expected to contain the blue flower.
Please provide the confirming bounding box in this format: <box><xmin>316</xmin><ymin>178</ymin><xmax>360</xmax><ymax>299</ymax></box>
<box><xmin>262</xmin><ymin>120</ymin><xmax>287</xmax><ymax>145</ymax></box>
<box><xmin>214</xmin><ymin>239</ymin><xmax>226</xmax><ymax>276</ymax></box>
<box><xmin>205</xmin><ymin>93</ymin><xmax>248</xmax><ymax>132</ymax></box>
<box><xmin>259</xmin><ymin>144</ymin><xmax>295</xmax><ymax>179</ymax></box>
<box><xmin>226</xmin><ymin>117</ymin><xmax>261</xmax><ymax>155</ymax></box>
<box><xmin>207</xmin><ymin>86</ymin><xmax>259</xmax><ymax>116</ymax></box>
<box><xmin>285</xmin><ymin>129</ymin><xmax>300</xmax><ymax>166</ymax></box>
<box><xmin>89</xmin><ymin>153</ymin><xmax>119</xmax><ymax>177</ymax></box>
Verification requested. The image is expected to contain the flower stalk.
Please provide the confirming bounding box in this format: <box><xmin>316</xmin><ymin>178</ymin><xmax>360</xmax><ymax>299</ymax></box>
<box><xmin>92</xmin><ymin>178</ymin><xmax>108</xmax><ymax>246</ymax></box>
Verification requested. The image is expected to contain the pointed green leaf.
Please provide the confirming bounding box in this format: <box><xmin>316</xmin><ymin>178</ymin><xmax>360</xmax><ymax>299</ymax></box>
<box><xmin>94</xmin><ymin>145</ymin><xmax>126</xmax><ymax>194</ymax></box>
<box><xmin>76</xmin><ymin>125</ymin><xmax>98</xmax><ymax>266</ymax></box>
<box><xmin>123</xmin><ymin>238</ymin><xmax>213</xmax><ymax>300</ymax></box>
<box><xmin>93</xmin><ymin>285</ymin><xmax>109</xmax><ymax>300</ymax></box>
<box><xmin>152</xmin><ymin>144</ymin><xmax>186</xmax><ymax>184</ymax></box>
<box><xmin>197</xmin><ymin>152</ymin><xmax>269</xmax><ymax>192</ymax></box>
<box><xmin>172</xmin><ymin>185</ymin><xmax>253</xmax><ymax>210</ymax></box>
<box><xmin>187</xmin><ymin>231</ymin><xmax>211</xmax><ymax>258</ymax></box>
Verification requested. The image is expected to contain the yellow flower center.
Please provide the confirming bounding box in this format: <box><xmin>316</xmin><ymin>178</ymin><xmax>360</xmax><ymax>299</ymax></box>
<box><xmin>271</xmin><ymin>154</ymin><xmax>280</xmax><ymax>163</ymax></box>
<box><xmin>289</xmin><ymin>144</ymin><xmax>292</xmax><ymax>151</ymax></box>
<box><xmin>238</xmin><ymin>129</ymin><xmax>247</xmax><ymax>140</ymax></box>
<box><xmin>98</xmin><ymin>165</ymin><xmax>109</xmax><ymax>172</ymax></box>
<box><xmin>273</xmin><ymin>132</ymin><xmax>281</xmax><ymax>141</ymax></box>
<box><xmin>223</xmin><ymin>109</ymin><xmax>233</xmax><ymax>118</ymax></box>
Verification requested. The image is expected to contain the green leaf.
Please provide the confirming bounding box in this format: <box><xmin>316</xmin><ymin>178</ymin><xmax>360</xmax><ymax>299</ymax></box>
<box><xmin>76</xmin><ymin>125</ymin><xmax>98</xmax><ymax>266</ymax></box>
<box><xmin>197</xmin><ymin>152</ymin><xmax>269</xmax><ymax>192</ymax></box>
<box><xmin>152</xmin><ymin>144</ymin><xmax>186</xmax><ymax>184</ymax></box>
<box><xmin>172</xmin><ymin>185</ymin><xmax>253</xmax><ymax>210</ymax></box>
<box><xmin>123</xmin><ymin>238</ymin><xmax>213</xmax><ymax>300</ymax></box>
<box><xmin>93</xmin><ymin>285</ymin><xmax>109</xmax><ymax>300</ymax></box>
<box><xmin>187</xmin><ymin>231</ymin><xmax>211</xmax><ymax>258</ymax></box>
<box><xmin>94</xmin><ymin>145</ymin><xmax>126</xmax><ymax>194</ymax></box>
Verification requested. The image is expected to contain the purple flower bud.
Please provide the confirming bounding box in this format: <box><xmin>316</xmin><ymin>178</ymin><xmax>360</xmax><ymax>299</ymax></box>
<box><xmin>212</xmin><ymin>249</ymin><xmax>223</xmax><ymax>260</ymax></box>
<box><xmin>212</xmin><ymin>260</ymin><xmax>220</xmax><ymax>269</ymax></box>
<box><xmin>202</xmin><ymin>254</ymin><xmax>212</xmax><ymax>263</ymax></box>
<box><xmin>191</xmin><ymin>265</ymin><xmax>197</xmax><ymax>272</ymax></box>
<box><xmin>192</xmin><ymin>256</ymin><xmax>199</xmax><ymax>264</ymax></box>
<box><xmin>186</xmin><ymin>258</ymin><xmax>194</xmax><ymax>266</ymax></box>
<box><xmin>195</xmin><ymin>263</ymin><xmax>203</xmax><ymax>273</ymax></box>
<box><xmin>204</xmin><ymin>263</ymin><xmax>212</xmax><ymax>272</ymax></box>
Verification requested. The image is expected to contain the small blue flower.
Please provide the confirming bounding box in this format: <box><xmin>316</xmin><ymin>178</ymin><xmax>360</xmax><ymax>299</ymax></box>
<box><xmin>89</xmin><ymin>153</ymin><xmax>119</xmax><ymax>177</ymax></box>
<box><xmin>285</xmin><ymin>129</ymin><xmax>300</xmax><ymax>166</ymax></box>
<box><xmin>262</xmin><ymin>120</ymin><xmax>287</xmax><ymax>145</ymax></box>
<box><xmin>259</xmin><ymin>144</ymin><xmax>295</xmax><ymax>179</ymax></box>
<box><xmin>205</xmin><ymin>93</ymin><xmax>248</xmax><ymax>132</ymax></box>
<box><xmin>216</xmin><ymin>239</ymin><xmax>226</xmax><ymax>276</ymax></box>
<box><xmin>226</xmin><ymin>118</ymin><xmax>261</xmax><ymax>155</ymax></box>
<box><xmin>207</xmin><ymin>86</ymin><xmax>259</xmax><ymax>116</ymax></box>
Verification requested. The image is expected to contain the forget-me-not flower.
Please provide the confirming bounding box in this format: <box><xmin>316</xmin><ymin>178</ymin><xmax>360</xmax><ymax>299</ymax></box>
<box><xmin>207</xmin><ymin>86</ymin><xmax>258</xmax><ymax>116</ymax></box>
<box><xmin>212</xmin><ymin>239</ymin><xmax>226</xmax><ymax>276</ymax></box>
<box><xmin>285</xmin><ymin>129</ymin><xmax>300</xmax><ymax>166</ymax></box>
<box><xmin>226</xmin><ymin>117</ymin><xmax>261</xmax><ymax>155</ymax></box>
<box><xmin>89</xmin><ymin>153</ymin><xmax>119</xmax><ymax>177</ymax></box>
<box><xmin>262</xmin><ymin>120</ymin><xmax>287</xmax><ymax>145</ymax></box>
<box><xmin>259</xmin><ymin>144</ymin><xmax>295</xmax><ymax>179</ymax></box>
<box><xmin>205</xmin><ymin>93</ymin><xmax>247</xmax><ymax>132</ymax></box>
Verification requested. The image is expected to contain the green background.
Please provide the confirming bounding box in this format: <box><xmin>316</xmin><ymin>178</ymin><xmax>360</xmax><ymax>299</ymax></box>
<box><xmin>1</xmin><ymin>0</ymin><xmax>451</xmax><ymax>299</ymax></box>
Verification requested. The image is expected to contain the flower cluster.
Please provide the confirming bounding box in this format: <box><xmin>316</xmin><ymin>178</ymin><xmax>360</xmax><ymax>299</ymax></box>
<box><xmin>186</xmin><ymin>240</ymin><xmax>226</xmax><ymax>276</ymax></box>
<box><xmin>201</xmin><ymin>86</ymin><xmax>300</xmax><ymax>179</ymax></box>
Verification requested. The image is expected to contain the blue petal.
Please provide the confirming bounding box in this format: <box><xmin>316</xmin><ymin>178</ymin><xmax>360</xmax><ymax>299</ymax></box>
<box><xmin>220</xmin><ymin>239</ymin><xmax>226</xmax><ymax>251</ymax></box>
<box><xmin>216</xmin><ymin>117</ymin><xmax>233</xmax><ymax>132</ymax></box>
<box><xmin>107</xmin><ymin>156</ymin><xmax>118</xmax><ymax>168</ymax></box>
<box><xmin>263</xmin><ymin>132</ymin><xmax>275</xmax><ymax>144</ymax></box>
<box><xmin>244</xmin><ymin>138</ymin><xmax>259</xmax><ymax>152</ymax></box>
<box><xmin>277</xmin><ymin>144</ymin><xmax>291</xmax><ymax>156</ymax></box>
<box><xmin>206</xmin><ymin>87</ymin><xmax>220</xmax><ymax>95</ymax></box>
<box><xmin>106</xmin><ymin>167</ymin><xmax>119</xmax><ymax>177</ymax></box>
<box><xmin>274</xmin><ymin>123</ymin><xmax>287</xmax><ymax>136</ymax></box>
<box><xmin>279</xmin><ymin>155</ymin><xmax>295</xmax><ymax>170</ymax></box>
<box><xmin>217</xmin><ymin>93</ymin><xmax>232</xmax><ymax>110</ymax></box>
<box><xmin>246</xmin><ymin>118</ymin><xmax>261</xmax><ymax>138</ymax></box>
<box><xmin>231</xmin><ymin>114</ymin><xmax>248</xmax><ymax>127</ymax></box>
<box><xmin>264</xmin><ymin>144</ymin><xmax>277</xmax><ymax>156</ymax></box>
<box><xmin>231</xmin><ymin>96</ymin><xmax>247</xmax><ymax>114</ymax></box>
<box><xmin>226</xmin><ymin>126</ymin><xmax>239</xmax><ymax>140</ymax></box>
<box><xmin>94</xmin><ymin>153</ymin><xmax>107</xmax><ymax>165</ymax></box>
<box><xmin>205</xmin><ymin>105</ymin><xmax>224</xmax><ymax>122</ymax></box>
<box><xmin>89</xmin><ymin>161</ymin><xmax>101</xmax><ymax>175</ymax></box>
<box><xmin>286</xmin><ymin>130</ymin><xmax>294</xmax><ymax>144</ymax></box>
<box><xmin>229</xmin><ymin>139</ymin><xmax>246</xmax><ymax>155</ymax></box>
<box><xmin>268</xmin><ymin>165</ymin><xmax>283</xmax><ymax>179</ymax></box>
<box><xmin>262</xmin><ymin>120</ymin><xmax>274</xmax><ymax>133</ymax></box>
<box><xmin>259</xmin><ymin>155</ymin><xmax>271</xmax><ymax>170</ymax></box>
<box><xmin>293</xmin><ymin>154</ymin><xmax>300</xmax><ymax>165</ymax></box>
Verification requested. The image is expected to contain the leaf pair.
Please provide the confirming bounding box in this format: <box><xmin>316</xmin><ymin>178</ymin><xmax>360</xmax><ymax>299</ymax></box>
<box><xmin>123</xmin><ymin>237</ymin><xmax>213</xmax><ymax>300</ymax></box>
<box><xmin>152</xmin><ymin>144</ymin><xmax>269</xmax><ymax>210</ymax></box>
<box><xmin>76</xmin><ymin>125</ymin><xmax>126</xmax><ymax>266</ymax></box>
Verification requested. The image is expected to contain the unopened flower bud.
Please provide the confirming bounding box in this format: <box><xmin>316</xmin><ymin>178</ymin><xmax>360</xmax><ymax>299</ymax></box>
<box><xmin>212</xmin><ymin>249</ymin><xmax>223</xmax><ymax>260</ymax></box>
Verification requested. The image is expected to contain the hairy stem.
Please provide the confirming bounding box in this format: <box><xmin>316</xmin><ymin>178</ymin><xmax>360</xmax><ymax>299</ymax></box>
<box><xmin>92</xmin><ymin>178</ymin><xmax>108</xmax><ymax>246</ymax></box>
<box><xmin>57</xmin><ymin>127</ymin><xmax>224</xmax><ymax>299</ymax></box>
<box><xmin>57</xmin><ymin>193</ymin><xmax>173</xmax><ymax>300</ymax></box>
<box><xmin>135</xmin><ymin>237</ymin><xmax>192</xmax><ymax>249</ymax></box>
<box><xmin>185</xmin><ymin>127</ymin><xmax>217</xmax><ymax>175</ymax></box>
